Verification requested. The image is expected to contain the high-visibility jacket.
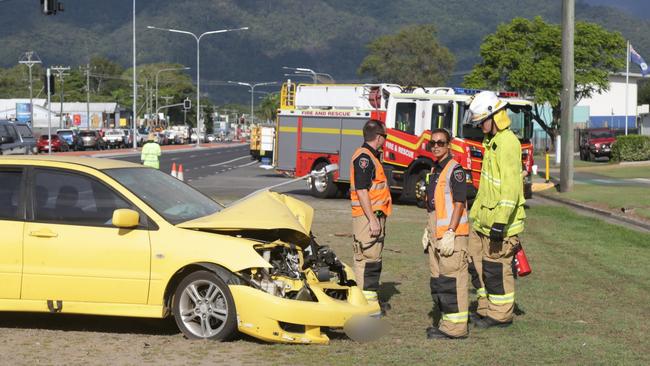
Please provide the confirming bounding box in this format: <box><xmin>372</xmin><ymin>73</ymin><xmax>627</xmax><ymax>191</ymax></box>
<box><xmin>350</xmin><ymin>147</ymin><xmax>392</xmax><ymax>217</ymax></box>
<box><xmin>428</xmin><ymin>159</ymin><xmax>469</xmax><ymax>239</ymax></box>
<box><xmin>141</xmin><ymin>141</ymin><xmax>161</xmax><ymax>169</ymax></box>
<box><xmin>469</xmin><ymin>129</ymin><xmax>526</xmax><ymax>237</ymax></box>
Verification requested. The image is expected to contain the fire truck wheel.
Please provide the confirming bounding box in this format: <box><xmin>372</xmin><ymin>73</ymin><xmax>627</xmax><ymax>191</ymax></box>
<box><xmin>409</xmin><ymin>169</ymin><xmax>429</xmax><ymax>208</ymax></box>
<box><xmin>310</xmin><ymin>161</ymin><xmax>339</xmax><ymax>198</ymax></box>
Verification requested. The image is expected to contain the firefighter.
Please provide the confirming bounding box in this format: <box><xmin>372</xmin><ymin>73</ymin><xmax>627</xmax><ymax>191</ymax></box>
<box><xmin>349</xmin><ymin>119</ymin><xmax>392</xmax><ymax>308</ymax></box>
<box><xmin>467</xmin><ymin>91</ymin><xmax>526</xmax><ymax>328</ymax></box>
<box><xmin>422</xmin><ymin>128</ymin><xmax>470</xmax><ymax>339</ymax></box>
<box><xmin>141</xmin><ymin>132</ymin><xmax>161</xmax><ymax>169</ymax></box>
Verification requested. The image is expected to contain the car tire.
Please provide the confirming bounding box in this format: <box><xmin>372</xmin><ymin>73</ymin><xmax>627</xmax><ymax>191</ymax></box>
<box><xmin>172</xmin><ymin>270</ymin><xmax>237</xmax><ymax>341</ymax></box>
<box><xmin>409</xmin><ymin>169</ymin><xmax>429</xmax><ymax>208</ymax></box>
<box><xmin>310</xmin><ymin>161</ymin><xmax>339</xmax><ymax>198</ymax></box>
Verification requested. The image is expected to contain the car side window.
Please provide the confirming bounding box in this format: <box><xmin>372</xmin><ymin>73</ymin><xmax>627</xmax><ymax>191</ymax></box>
<box><xmin>6</xmin><ymin>125</ymin><xmax>20</xmax><ymax>141</ymax></box>
<box><xmin>34</xmin><ymin>169</ymin><xmax>133</xmax><ymax>227</ymax></box>
<box><xmin>0</xmin><ymin>170</ymin><xmax>23</xmax><ymax>220</ymax></box>
<box><xmin>0</xmin><ymin>125</ymin><xmax>10</xmax><ymax>139</ymax></box>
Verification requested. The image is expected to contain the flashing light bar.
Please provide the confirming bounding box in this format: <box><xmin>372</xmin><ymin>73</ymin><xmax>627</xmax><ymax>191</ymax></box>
<box><xmin>452</xmin><ymin>87</ymin><xmax>482</xmax><ymax>95</ymax></box>
<box><xmin>498</xmin><ymin>91</ymin><xmax>519</xmax><ymax>98</ymax></box>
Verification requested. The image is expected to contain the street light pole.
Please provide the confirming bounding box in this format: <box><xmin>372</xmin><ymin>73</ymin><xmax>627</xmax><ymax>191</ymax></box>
<box><xmin>132</xmin><ymin>0</ymin><xmax>137</xmax><ymax>149</ymax></box>
<box><xmin>147</xmin><ymin>25</ymin><xmax>248</xmax><ymax>147</ymax></box>
<box><xmin>155</xmin><ymin>66</ymin><xmax>190</xmax><ymax>125</ymax></box>
<box><xmin>227</xmin><ymin>81</ymin><xmax>277</xmax><ymax>126</ymax></box>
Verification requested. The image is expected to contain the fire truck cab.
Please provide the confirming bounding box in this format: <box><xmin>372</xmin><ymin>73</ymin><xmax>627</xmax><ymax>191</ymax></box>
<box><xmin>275</xmin><ymin>83</ymin><xmax>534</xmax><ymax>206</ymax></box>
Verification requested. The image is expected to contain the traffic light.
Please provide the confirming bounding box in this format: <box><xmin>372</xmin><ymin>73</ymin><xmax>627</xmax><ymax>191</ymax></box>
<box><xmin>41</xmin><ymin>0</ymin><xmax>64</xmax><ymax>15</ymax></box>
<box><xmin>184</xmin><ymin>99</ymin><xmax>191</xmax><ymax>110</ymax></box>
<box><xmin>43</xmin><ymin>73</ymin><xmax>56</xmax><ymax>94</ymax></box>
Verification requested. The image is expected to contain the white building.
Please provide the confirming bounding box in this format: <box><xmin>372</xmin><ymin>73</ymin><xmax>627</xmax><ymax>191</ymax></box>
<box><xmin>0</xmin><ymin>99</ymin><xmax>119</xmax><ymax>133</ymax></box>
<box><xmin>576</xmin><ymin>72</ymin><xmax>643</xmax><ymax>129</ymax></box>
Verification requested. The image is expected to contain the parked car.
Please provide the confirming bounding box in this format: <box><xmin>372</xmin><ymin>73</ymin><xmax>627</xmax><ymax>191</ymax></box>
<box><xmin>37</xmin><ymin>134</ymin><xmax>71</xmax><ymax>153</ymax></box>
<box><xmin>103</xmin><ymin>129</ymin><xmax>127</xmax><ymax>149</ymax></box>
<box><xmin>579</xmin><ymin>128</ymin><xmax>616</xmax><ymax>161</ymax></box>
<box><xmin>14</xmin><ymin>122</ymin><xmax>37</xmax><ymax>154</ymax></box>
<box><xmin>0</xmin><ymin>156</ymin><xmax>380</xmax><ymax>344</ymax></box>
<box><xmin>79</xmin><ymin>130</ymin><xmax>106</xmax><ymax>150</ymax></box>
<box><xmin>57</xmin><ymin>129</ymin><xmax>84</xmax><ymax>151</ymax></box>
<box><xmin>0</xmin><ymin>119</ymin><xmax>29</xmax><ymax>155</ymax></box>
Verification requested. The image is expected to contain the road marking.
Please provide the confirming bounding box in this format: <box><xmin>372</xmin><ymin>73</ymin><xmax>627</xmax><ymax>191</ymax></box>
<box><xmin>236</xmin><ymin>161</ymin><xmax>258</xmax><ymax>168</ymax></box>
<box><xmin>630</xmin><ymin>178</ymin><xmax>650</xmax><ymax>184</ymax></box>
<box><xmin>208</xmin><ymin>155</ymin><xmax>249</xmax><ymax>167</ymax></box>
<box><xmin>592</xmin><ymin>179</ymin><xmax>617</xmax><ymax>184</ymax></box>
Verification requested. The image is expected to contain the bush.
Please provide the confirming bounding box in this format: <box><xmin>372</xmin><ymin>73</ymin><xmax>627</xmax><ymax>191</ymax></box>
<box><xmin>611</xmin><ymin>134</ymin><xmax>650</xmax><ymax>161</ymax></box>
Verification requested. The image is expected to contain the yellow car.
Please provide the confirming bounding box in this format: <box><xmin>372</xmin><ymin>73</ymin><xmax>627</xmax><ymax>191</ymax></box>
<box><xmin>0</xmin><ymin>156</ymin><xmax>380</xmax><ymax>344</ymax></box>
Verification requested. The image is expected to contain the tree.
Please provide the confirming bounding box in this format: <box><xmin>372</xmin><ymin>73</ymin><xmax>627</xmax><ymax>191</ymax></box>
<box><xmin>358</xmin><ymin>24</ymin><xmax>455</xmax><ymax>86</ymax></box>
<box><xmin>203</xmin><ymin>102</ymin><xmax>214</xmax><ymax>134</ymax></box>
<box><xmin>464</xmin><ymin>17</ymin><xmax>625</xmax><ymax>139</ymax></box>
<box><xmin>258</xmin><ymin>92</ymin><xmax>280</xmax><ymax>123</ymax></box>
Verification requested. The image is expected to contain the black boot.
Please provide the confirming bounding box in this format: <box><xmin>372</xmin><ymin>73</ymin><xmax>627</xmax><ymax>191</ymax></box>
<box><xmin>426</xmin><ymin>326</ymin><xmax>467</xmax><ymax>340</ymax></box>
<box><xmin>473</xmin><ymin>316</ymin><xmax>512</xmax><ymax>329</ymax></box>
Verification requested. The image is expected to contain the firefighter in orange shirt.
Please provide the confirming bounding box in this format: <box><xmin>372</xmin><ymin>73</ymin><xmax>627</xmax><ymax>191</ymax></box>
<box><xmin>349</xmin><ymin>119</ymin><xmax>392</xmax><ymax>311</ymax></box>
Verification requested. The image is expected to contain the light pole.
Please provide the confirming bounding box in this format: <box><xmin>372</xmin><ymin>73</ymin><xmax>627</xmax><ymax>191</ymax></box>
<box><xmin>155</xmin><ymin>66</ymin><xmax>190</xmax><ymax>125</ymax></box>
<box><xmin>227</xmin><ymin>81</ymin><xmax>277</xmax><ymax>126</ymax></box>
<box><xmin>147</xmin><ymin>25</ymin><xmax>249</xmax><ymax>147</ymax></box>
<box><xmin>282</xmin><ymin>66</ymin><xmax>333</xmax><ymax>83</ymax></box>
<box><xmin>132</xmin><ymin>0</ymin><xmax>137</xmax><ymax>149</ymax></box>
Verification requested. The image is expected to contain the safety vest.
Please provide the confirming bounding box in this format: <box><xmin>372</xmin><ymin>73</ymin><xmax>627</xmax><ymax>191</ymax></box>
<box><xmin>428</xmin><ymin>159</ymin><xmax>469</xmax><ymax>239</ymax></box>
<box><xmin>141</xmin><ymin>142</ymin><xmax>161</xmax><ymax>169</ymax></box>
<box><xmin>350</xmin><ymin>147</ymin><xmax>392</xmax><ymax>217</ymax></box>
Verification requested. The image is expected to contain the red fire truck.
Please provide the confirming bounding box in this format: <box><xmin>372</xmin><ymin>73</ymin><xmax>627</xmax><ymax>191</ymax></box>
<box><xmin>274</xmin><ymin>83</ymin><xmax>534</xmax><ymax>206</ymax></box>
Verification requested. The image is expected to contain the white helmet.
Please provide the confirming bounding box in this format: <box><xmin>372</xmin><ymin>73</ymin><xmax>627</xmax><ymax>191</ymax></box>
<box><xmin>468</xmin><ymin>91</ymin><xmax>507</xmax><ymax>127</ymax></box>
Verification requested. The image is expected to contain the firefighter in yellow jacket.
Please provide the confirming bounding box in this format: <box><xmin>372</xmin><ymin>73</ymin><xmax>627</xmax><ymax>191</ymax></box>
<box><xmin>141</xmin><ymin>132</ymin><xmax>162</xmax><ymax>169</ymax></box>
<box><xmin>467</xmin><ymin>91</ymin><xmax>526</xmax><ymax>328</ymax></box>
<box><xmin>422</xmin><ymin>128</ymin><xmax>470</xmax><ymax>339</ymax></box>
<box><xmin>350</xmin><ymin>119</ymin><xmax>391</xmax><ymax>308</ymax></box>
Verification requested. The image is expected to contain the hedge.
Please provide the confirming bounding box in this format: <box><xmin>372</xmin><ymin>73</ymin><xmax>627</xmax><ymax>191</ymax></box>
<box><xmin>611</xmin><ymin>134</ymin><xmax>650</xmax><ymax>161</ymax></box>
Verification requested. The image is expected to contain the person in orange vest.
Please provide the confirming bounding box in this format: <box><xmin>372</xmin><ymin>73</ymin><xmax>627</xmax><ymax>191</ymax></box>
<box><xmin>422</xmin><ymin>128</ymin><xmax>470</xmax><ymax>339</ymax></box>
<box><xmin>349</xmin><ymin>119</ymin><xmax>392</xmax><ymax>311</ymax></box>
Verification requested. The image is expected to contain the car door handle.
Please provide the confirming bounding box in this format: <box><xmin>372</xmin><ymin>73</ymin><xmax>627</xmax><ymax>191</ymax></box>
<box><xmin>29</xmin><ymin>229</ymin><xmax>59</xmax><ymax>238</ymax></box>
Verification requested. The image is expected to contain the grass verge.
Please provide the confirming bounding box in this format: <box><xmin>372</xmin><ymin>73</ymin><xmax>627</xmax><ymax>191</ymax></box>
<box><xmin>233</xmin><ymin>200</ymin><xmax>650</xmax><ymax>365</ymax></box>
<box><xmin>544</xmin><ymin>185</ymin><xmax>650</xmax><ymax>220</ymax></box>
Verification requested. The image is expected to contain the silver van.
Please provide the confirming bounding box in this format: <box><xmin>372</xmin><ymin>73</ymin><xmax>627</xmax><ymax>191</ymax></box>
<box><xmin>0</xmin><ymin>120</ymin><xmax>29</xmax><ymax>155</ymax></box>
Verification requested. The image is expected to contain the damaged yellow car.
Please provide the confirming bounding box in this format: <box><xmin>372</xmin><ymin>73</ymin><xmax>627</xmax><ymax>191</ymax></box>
<box><xmin>0</xmin><ymin>156</ymin><xmax>380</xmax><ymax>344</ymax></box>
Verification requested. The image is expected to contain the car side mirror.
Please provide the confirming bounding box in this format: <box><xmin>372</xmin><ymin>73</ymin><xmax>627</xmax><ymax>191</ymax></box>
<box><xmin>0</xmin><ymin>136</ymin><xmax>14</xmax><ymax>144</ymax></box>
<box><xmin>112</xmin><ymin>209</ymin><xmax>140</xmax><ymax>228</ymax></box>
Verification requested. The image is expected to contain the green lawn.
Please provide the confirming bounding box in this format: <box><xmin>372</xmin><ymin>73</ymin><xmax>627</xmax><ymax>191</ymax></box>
<box><xmin>580</xmin><ymin>165</ymin><xmax>650</xmax><ymax>179</ymax></box>
<box><xmin>214</xmin><ymin>199</ymin><xmax>650</xmax><ymax>365</ymax></box>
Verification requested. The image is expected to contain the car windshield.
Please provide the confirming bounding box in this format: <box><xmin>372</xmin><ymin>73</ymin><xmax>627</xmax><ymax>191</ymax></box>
<box><xmin>16</xmin><ymin>125</ymin><xmax>33</xmax><ymax>138</ymax></box>
<box><xmin>104</xmin><ymin>168</ymin><xmax>222</xmax><ymax>224</ymax></box>
<box><xmin>58</xmin><ymin>130</ymin><xmax>73</xmax><ymax>136</ymax></box>
<box><xmin>590</xmin><ymin>131</ymin><xmax>613</xmax><ymax>139</ymax></box>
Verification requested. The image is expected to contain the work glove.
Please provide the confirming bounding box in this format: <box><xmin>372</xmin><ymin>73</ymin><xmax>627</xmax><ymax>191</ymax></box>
<box><xmin>438</xmin><ymin>230</ymin><xmax>455</xmax><ymax>257</ymax></box>
<box><xmin>422</xmin><ymin>227</ymin><xmax>431</xmax><ymax>251</ymax></box>
<box><xmin>490</xmin><ymin>223</ymin><xmax>506</xmax><ymax>242</ymax></box>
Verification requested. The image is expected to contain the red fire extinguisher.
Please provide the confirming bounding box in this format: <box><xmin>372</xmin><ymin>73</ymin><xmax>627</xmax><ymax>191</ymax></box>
<box><xmin>513</xmin><ymin>244</ymin><xmax>532</xmax><ymax>277</ymax></box>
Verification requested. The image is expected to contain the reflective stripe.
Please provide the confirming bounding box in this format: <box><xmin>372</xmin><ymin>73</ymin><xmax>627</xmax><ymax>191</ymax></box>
<box><xmin>476</xmin><ymin>287</ymin><xmax>487</xmax><ymax>298</ymax></box>
<box><xmin>498</xmin><ymin>200</ymin><xmax>516</xmax><ymax>208</ymax></box>
<box><xmin>488</xmin><ymin>292</ymin><xmax>515</xmax><ymax>304</ymax></box>
<box><xmin>442</xmin><ymin>311</ymin><xmax>469</xmax><ymax>323</ymax></box>
<box><xmin>481</xmin><ymin>171</ymin><xmax>501</xmax><ymax>186</ymax></box>
<box><xmin>363</xmin><ymin>290</ymin><xmax>378</xmax><ymax>301</ymax></box>
<box><xmin>434</xmin><ymin>160</ymin><xmax>469</xmax><ymax>238</ymax></box>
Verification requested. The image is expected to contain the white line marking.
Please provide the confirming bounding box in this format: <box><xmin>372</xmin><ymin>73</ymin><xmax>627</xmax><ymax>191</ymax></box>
<box><xmin>208</xmin><ymin>155</ymin><xmax>249</xmax><ymax>167</ymax></box>
<box><xmin>236</xmin><ymin>161</ymin><xmax>258</xmax><ymax>168</ymax></box>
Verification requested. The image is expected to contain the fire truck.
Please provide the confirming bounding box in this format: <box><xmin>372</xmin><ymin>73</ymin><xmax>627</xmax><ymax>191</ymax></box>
<box><xmin>274</xmin><ymin>83</ymin><xmax>535</xmax><ymax>206</ymax></box>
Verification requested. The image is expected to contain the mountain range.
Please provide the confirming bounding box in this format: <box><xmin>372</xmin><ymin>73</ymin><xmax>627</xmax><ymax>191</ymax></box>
<box><xmin>1</xmin><ymin>0</ymin><xmax>650</xmax><ymax>103</ymax></box>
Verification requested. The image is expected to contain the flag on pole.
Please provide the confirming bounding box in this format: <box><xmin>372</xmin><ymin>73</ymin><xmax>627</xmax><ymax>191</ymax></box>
<box><xmin>630</xmin><ymin>44</ymin><xmax>649</xmax><ymax>76</ymax></box>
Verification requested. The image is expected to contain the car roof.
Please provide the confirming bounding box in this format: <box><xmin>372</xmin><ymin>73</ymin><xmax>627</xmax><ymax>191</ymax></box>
<box><xmin>0</xmin><ymin>155</ymin><xmax>143</xmax><ymax>170</ymax></box>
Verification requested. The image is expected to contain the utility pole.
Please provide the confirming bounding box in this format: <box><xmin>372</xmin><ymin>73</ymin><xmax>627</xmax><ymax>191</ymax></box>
<box><xmin>85</xmin><ymin>63</ymin><xmax>91</xmax><ymax>130</ymax></box>
<box><xmin>560</xmin><ymin>0</ymin><xmax>575</xmax><ymax>192</ymax></box>
<box><xmin>51</xmin><ymin>66</ymin><xmax>70</xmax><ymax>129</ymax></box>
<box><xmin>18</xmin><ymin>51</ymin><xmax>42</xmax><ymax>126</ymax></box>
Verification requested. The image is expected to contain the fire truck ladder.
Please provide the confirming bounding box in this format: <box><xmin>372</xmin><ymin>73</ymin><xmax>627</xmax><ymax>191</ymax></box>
<box><xmin>280</xmin><ymin>82</ymin><xmax>296</xmax><ymax>110</ymax></box>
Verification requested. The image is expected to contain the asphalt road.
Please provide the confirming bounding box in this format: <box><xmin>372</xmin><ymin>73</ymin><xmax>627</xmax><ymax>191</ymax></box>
<box><xmin>113</xmin><ymin>144</ymin><xmax>254</xmax><ymax>183</ymax></box>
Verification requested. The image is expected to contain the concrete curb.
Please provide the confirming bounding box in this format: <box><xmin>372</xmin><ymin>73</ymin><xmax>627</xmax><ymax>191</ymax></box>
<box><xmin>536</xmin><ymin>190</ymin><xmax>650</xmax><ymax>232</ymax></box>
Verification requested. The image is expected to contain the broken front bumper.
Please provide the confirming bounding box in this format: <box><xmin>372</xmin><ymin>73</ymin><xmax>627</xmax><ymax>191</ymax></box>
<box><xmin>230</xmin><ymin>283</ymin><xmax>381</xmax><ymax>344</ymax></box>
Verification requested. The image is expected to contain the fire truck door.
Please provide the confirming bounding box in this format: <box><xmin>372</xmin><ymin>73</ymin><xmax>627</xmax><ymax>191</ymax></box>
<box><xmin>277</xmin><ymin>115</ymin><xmax>299</xmax><ymax>171</ymax></box>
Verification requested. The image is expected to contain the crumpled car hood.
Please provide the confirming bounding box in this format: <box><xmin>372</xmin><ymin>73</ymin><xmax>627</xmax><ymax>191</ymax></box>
<box><xmin>177</xmin><ymin>191</ymin><xmax>314</xmax><ymax>246</ymax></box>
